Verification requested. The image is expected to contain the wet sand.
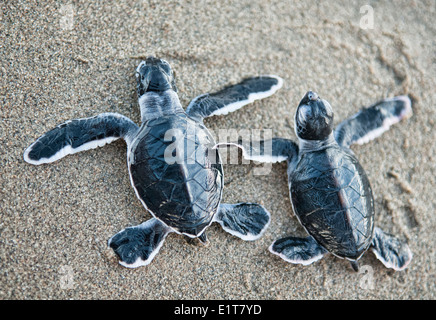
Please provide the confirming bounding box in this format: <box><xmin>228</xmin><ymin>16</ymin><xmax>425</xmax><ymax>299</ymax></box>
<box><xmin>1</xmin><ymin>0</ymin><xmax>435</xmax><ymax>299</ymax></box>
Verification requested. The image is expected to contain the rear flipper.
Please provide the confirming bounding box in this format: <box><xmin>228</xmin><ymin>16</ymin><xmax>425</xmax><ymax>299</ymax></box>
<box><xmin>214</xmin><ymin>203</ymin><xmax>271</xmax><ymax>241</ymax></box>
<box><xmin>334</xmin><ymin>96</ymin><xmax>412</xmax><ymax>148</ymax></box>
<box><xmin>371</xmin><ymin>227</ymin><xmax>412</xmax><ymax>271</ymax></box>
<box><xmin>269</xmin><ymin>236</ymin><xmax>327</xmax><ymax>265</ymax></box>
<box><xmin>24</xmin><ymin>113</ymin><xmax>138</xmax><ymax>165</ymax></box>
<box><xmin>108</xmin><ymin>218</ymin><xmax>172</xmax><ymax>268</ymax></box>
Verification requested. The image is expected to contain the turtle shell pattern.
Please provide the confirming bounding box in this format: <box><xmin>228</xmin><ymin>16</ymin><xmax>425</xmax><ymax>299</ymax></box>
<box><xmin>129</xmin><ymin>112</ymin><xmax>223</xmax><ymax>236</ymax></box>
<box><xmin>289</xmin><ymin>146</ymin><xmax>375</xmax><ymax>259</ymax></box>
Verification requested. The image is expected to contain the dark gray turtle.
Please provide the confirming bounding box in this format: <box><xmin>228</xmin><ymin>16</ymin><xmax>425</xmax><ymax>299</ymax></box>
<box><xmin>217</xmin><ymin>91</ymin><xmax>413</xmax><ymax>271</ymax></box>
<box><xmin>23</xmin><ymin>57</ymin><xmax>283</xmax><ymax>268</ymax></box>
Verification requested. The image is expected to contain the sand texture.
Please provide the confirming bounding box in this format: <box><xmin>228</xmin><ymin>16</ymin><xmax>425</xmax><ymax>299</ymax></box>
<box><xmin>1</xmin><ymin>0</ymin><xmax>435</xmax><ymax>299</ymax></box>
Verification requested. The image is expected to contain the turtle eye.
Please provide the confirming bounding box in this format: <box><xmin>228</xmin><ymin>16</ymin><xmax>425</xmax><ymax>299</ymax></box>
<box><xmin>308</xmin><ymin>92</ymin><xmax>318</xmax><ymax>101</ymax></box>
<box><xmin>298</xmin><ymin>105</ymin><xmax>312</xmax><ymax>124</ymax></box>
<box><xmin>160</xmin><ymin>60</ymin><xmax>171</xmax><ymax>73</ymax></box>
<box><xmin>322</xmin><ymin>100</ymin><xmax>333</xmax><ymax>117</ymax></box>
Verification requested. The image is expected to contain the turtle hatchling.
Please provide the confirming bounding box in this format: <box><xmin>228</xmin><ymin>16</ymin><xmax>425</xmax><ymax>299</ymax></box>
<box><xmin>23</xmin><ymin>57</ymin><xmax>284</xmax><ymax>268</ymax></box>
<box><xmin>218</xmin><ymin>91</ymin><xmax>413</xmax><ymax>271</ymax></box>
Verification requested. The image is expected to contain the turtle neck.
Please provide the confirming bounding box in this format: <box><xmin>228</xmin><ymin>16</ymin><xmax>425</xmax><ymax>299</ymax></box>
<box><xmin>298</xmin><ymin>133</ymin><xmax>337</xmax><ymax>154</ymax></box>
<box><xmin>138</xmin><ymin>90</ymin><xmax>185</xmax><ymax>122</ymax></box>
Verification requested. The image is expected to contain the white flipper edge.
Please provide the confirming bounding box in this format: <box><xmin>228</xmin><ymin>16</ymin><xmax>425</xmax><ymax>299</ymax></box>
<box><xmin>208</xmin><ymin>75</ymin><xmax>283</xmax><ymax>116</ymax></box>
<box><xmin>24</xmin><ymin>136</ymin><xmax>119</xmax><ymax>165</ymax></box>
<box><xmin>213</xmin><ymin>203</ymin><xmax>271</xmax><ymax>241</ymax></box>
<box><xmin>108</xmin><ymin>218</ymin><xmax>173</xmax><ymax>268</ymax></box>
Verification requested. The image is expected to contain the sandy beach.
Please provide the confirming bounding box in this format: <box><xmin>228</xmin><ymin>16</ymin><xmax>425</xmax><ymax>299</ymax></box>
<box><xmin>1</xmin><ymin>0</ymin><xmax>435</xmax><ymax>299</ymax></box>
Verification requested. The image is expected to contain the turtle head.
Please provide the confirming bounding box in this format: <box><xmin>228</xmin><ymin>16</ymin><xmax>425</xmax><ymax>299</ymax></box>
<box><xmin>136</xmin><ymin>57</ymin><xmax>177</xmax><ymax>96</ymax></box>
<box><xmin>294</xmin><ymin>91</ymin><xmax>334</xmax><ymax>140</ymax></box>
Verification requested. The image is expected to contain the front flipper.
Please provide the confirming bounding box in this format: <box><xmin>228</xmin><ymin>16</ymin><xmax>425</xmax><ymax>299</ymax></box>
<box><xmin>371</xmin><ymin>227</ymin><xmax>412</xmax><ymax>271</ymax></box>
<box><xmin>108</xmin><ymin>218</ymin><xmax>172</xmax><ymax>268</ymax></box>
<box><xmin>186</xmin><ymin>75</ymin><xmax>283</xmax><ymax>121</ymax></box>
<box><xmin>269</xmin><ymin>236</ymin><xmax>327</xmax><ymax>265</ymax></box>
<box><xmin>214</xmin><ymin>203</ymin><xmax>271</xmax><ymax>241</ymax></box>
<box><xmin>215</xmin><ymin>138</ymin><xmax>298</xmax><ymax>163</ymax></box>
<box><xmin>24</xmin><ymin>113</ymin><xmax>139</xmax><ymax>165</ymax></box>
<box><xmin>334</xmin><ymin>96</ymin><xmax>412</xmax><ymax>148</ymax></box>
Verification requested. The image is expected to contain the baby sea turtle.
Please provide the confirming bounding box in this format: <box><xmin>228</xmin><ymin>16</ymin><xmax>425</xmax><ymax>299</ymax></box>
<box><xmin>218</xmin><ymin>91</ymin><xmax>413</xmax><ymax>271</ymax></box>
<box><xmin>23</xmin><ymin>57</ymin><xmax>283</xmax><ymax>268</ymax></box>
